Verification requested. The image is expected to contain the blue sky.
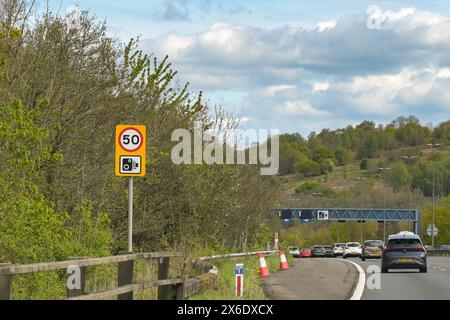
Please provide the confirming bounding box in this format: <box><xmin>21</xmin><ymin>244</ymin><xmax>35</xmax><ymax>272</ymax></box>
<box><xmin>46</xmin><ymin>1</ymin><xmax>450</xmax><ymax>136</ymax></box>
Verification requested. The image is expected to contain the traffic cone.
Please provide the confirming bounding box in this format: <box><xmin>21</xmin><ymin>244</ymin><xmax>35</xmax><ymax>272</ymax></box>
<box><xmin>258</xmin><ymin>252</ymin><xmax>270</xmax><ymax>277</ymax></box>
<box><xmin>279</xmin><ymin>250</ymin><xmax>289</xmax><ymax>270</ymax></box>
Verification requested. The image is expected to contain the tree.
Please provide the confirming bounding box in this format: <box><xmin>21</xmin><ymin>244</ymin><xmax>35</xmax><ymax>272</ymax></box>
<box><xmin>411</xmin><ymin>160</ymin><xmax>449</xmax><ymax>197</ymax></box>
<box><xmin>387</xmin><ymin>161</ymin><xmax>411</xmax><ymax>192</ymax></box>
<box><xmin>360</xmin><ymin>158</ymin><xmax>369</xmax><ymax>170</ymax></box>
<box><xmin>312</xmin><ymin>145</ymin><xmax>334</xmax><ymax>162</ymax></box>
<box><xmin>334</xmin><ymin>148</ymin><xmax>350</xmax><ymax>166</ymax></box>
<box><xmin>359</xmin><ymin>134</ymin><xmax>378</xmax><ymax>158</ymax></box>
<box><xmin>0</xmin><ymin>0</ymin><xmax>277</xmax><ymax>259</ymax></box>
<box><xmin>390</xmin><ymin>115</ymin><xmax>420</xmax><ymax>128</ymax></box>
<box><xmin>433</xmin><ymin>121</ymin><xmax>450</xmax><ymax>143</ymax></box>
<box><xmin>395</xmin><ymin>122</ymin><xmax>430</xmax><ymax>146</ymax></box>
<box><xmin>279</xmin><ymin>146</ymin><xmax>305</xmax><ymax>174</ymax></box>
<box><xmin>293</xmin><ymin>159</ymin><xmax>321</xmax><ymax>177</ymax></box>
<box><xmin>422</xmin><ymin>196</ymin><xmax>450</xmax><ymax>246</ymax></box>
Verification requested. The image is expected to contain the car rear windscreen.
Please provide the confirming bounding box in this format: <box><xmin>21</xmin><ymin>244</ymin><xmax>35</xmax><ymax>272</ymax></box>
<box><xmin>365</xmin><ymin>240</ymin><xmax>383</xmax><ymax>247</ymax></box>
<box><xmin>347</xmin><ymin>243</ymin><xmax>360</xmax><ymax>247</ymax></box>
<box><xmin>387</xmin><ymin>238</ymin><xmax>421</xmax><ymax>247</ymax></box>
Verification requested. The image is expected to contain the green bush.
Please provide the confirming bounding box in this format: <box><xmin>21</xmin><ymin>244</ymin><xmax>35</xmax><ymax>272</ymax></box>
<box><xmin>293</xmin><ymin>159</ymin><xmax>321</xmax><ymax>177</ymax></box>
<box><xmin>295</xmin><ymin>181</ymin><xmax>321</xmax><ymax>193</ymax></box>
<box><xmin>334</xmin><ymin>148</ymin><xmax>350</xmax><ymax>166</ymax></box>
<box><xmin>295</xmin><ymin>181</ymin><xmax>334</xmax><ymax>197</ymax></box>
<box><xmin>360</xmin><ymin>158</ymin><xmax>369</xmax><ymax>170</ymax></box>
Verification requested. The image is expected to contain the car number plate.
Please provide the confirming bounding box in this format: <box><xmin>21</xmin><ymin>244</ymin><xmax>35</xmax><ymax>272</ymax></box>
<box><xmin>397</xmin><ymin>258</ymin><xmax>413</xmax><ymax>263</ymax></box>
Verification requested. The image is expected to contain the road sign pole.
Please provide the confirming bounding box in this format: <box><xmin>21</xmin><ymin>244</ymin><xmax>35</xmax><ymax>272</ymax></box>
<box><xmin>432</xmin><ymin>150</ymin><xmax>436</xmax><ymax>249</ymax></box>
<box><xmin>128</xmin><ymin>176</ymin><xmax>133</xmax><ymax>253</ymax></box>
<box><xmin>115</xmin><ymin>125</ymin><xmax>146</xmax><ymax>253</ymax></box>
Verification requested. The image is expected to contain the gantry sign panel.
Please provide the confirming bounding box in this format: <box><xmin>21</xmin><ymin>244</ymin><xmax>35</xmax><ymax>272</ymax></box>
<box><xmin>272</xmin><ymin>208</ymin><xmax>420</xmax><ymax>234</ymax></box>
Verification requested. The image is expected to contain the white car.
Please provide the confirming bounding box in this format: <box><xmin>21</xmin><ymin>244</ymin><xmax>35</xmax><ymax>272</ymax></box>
<box><xmin>343</xmin><ymin>242</ymin><xmax>362</xmax><ymax>258</ymax></box>
<box><xmin>333</xmin><ymin>243</ymin><xmax>346</xmax><ymax>256</ymax></box>
<box><xmin>288</xmin><ymin>246</ymin><xmax>300</xmax><ymax>258</ymax></box>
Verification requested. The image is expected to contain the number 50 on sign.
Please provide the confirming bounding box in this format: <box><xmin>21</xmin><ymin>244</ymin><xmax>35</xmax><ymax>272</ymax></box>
<box><xmin>115</xmin><ymin>125</ymin><xmax>146</xmax><ymax>177</ymax></box>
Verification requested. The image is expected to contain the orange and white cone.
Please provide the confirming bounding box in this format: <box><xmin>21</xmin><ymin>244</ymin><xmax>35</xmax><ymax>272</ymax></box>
<box><xmin>258</xmin><ymin>252</ymin><xmax>270</xmax><ymax>277</ymax></box>
<box><xmin>279</xmin><ymin>250</ymin><xmax>289</xmax><ymax>270</ymax></box>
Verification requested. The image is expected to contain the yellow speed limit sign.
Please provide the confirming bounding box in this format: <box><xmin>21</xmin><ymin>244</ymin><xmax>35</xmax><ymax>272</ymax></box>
<box><xmin>115</xmin><ymin>125</ymin><xmax>146</xmax><ymax>177</ymax></box>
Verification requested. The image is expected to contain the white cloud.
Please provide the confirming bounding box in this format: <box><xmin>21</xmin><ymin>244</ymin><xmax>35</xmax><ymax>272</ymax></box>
<box><xmin>436</xmin><ymin>68</ymin><xmax>450</xmax><ymax>79</ymax></box>
<box><xmin>312</xmin><ymin>82</ymin><xmax>330</xmax><ymax>93</ymax></box>
<box><xmin>326</xmin><ymin>66</ymin><xmax>450</xmax><ymax>116</ymax></box>
<box><xmin>155</xmin><ymin>34</ymin><xmax>194</xmax><ymax>58</ymax></box>
<box><xmin>265</xmin><ymin>85</ymin><xmax>295</xmax><ymax>97</ymax></box>
<box><xmin>141</xmin><ymin>7</ymin><xmax>450</xmax><ymax>135</ymax></box>
<box><xmin>277</xmin><ymin>100</ymin><xmax>330</xmax><ymax>118</ymax></box>
<box><xmin>317</xmin><ymin>20</ymin><xmax>336</xmax><ymax>32</ymax></box>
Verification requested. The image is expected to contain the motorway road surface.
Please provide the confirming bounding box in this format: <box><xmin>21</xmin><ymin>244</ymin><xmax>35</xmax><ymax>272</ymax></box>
<box><xmin>350</xmin><ymin>256</ymin><xmax>450</xmax><ymax>300</ymax></box>
<box><xmin>264</xmin><ymin>257</ymin><xmax>450</xmax><ymax>299</ymax></box>
<box><xmin>264</xmin><ymin>258</ymin><xmax>358</xmax><ymax>299</ymax></box>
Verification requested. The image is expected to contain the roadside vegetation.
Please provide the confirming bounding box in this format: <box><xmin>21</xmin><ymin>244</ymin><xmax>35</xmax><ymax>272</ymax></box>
<box><xmin>189</xmin><ymin>254</ymin><xmax>293</xmax><ymax>300</ymax></box>
<box><xmin>1</xmin><ymin>0</ymin><xmax>275</xmax><ymax>298</ymax></box>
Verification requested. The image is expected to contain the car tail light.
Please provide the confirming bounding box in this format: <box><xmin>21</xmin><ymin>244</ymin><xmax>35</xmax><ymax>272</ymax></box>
<box><xmin>411</xmin><ymin>246</ymin><xmax>426</xmax><ymax>253</ymax></box>
<box><xmin>384</xmin><ymin>246</ymin><xmax>426</xmax><ymax>253</ymax></box>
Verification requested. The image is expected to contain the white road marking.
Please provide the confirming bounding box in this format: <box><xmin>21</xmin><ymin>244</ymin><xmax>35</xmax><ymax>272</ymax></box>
<box><xmin>440</xmin><ymin>269</ymin><xmax>447</xmax><ymax>271</ymax></box>
<box><xmin>340</xmin><ymin>259</ymin><xmax>366</xmax><ymax>300</ymax></box>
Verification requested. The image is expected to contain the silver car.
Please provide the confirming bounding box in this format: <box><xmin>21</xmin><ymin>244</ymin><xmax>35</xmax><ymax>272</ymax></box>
<box><xmin>288</xmin><ymin>246</ymin><xmax>300</xmax><ymax>258</ymax></box>
<box><xmin>361</xmin><ymin>240</ymin><xmax>384</xmax><ymax>261</ymax></box>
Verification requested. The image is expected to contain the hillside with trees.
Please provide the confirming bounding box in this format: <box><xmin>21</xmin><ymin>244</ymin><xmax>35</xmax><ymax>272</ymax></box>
<box><xmin>276</xmin><ymin>116</ymin><xmax>450</xmax><ymax>247</ymax></box>
<box><xmin>279</xmin><ymin>116</ymin><xmax>450</xmax><ymax>198</ymax></box>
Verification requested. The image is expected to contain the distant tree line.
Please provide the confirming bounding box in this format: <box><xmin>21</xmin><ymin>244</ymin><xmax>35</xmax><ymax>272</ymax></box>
<box><xmin>279</xmin><ymin>116</ymin><xmax>450</xmax><ymax>197</ymax></box>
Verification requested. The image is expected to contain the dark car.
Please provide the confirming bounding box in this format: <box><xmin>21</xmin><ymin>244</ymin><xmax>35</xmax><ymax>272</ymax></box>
<box><xmin>381</xmin><ymin>232</ymin><xmax>427</xmax><ymax>273</ymax></box>
<box><xmin>311</xmin><ymin>245</ymin><xmax>326</xmax><ymax>257</ymax></box>
<box><xmin>323</xmin><ymin>245</ymin><xmax>335</xmax><ymax>257</ymax></box>
<box><xmin>361</xmin><ymin>240</ymin><xmax>384</xmax><ymax>261</ymax></box>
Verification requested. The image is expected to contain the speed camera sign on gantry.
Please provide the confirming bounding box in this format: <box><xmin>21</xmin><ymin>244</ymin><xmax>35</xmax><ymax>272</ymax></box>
<box><xmin>317</xmin><ymin>210</ymin><xmax>329</xmax><ymax>220</ymax></box>
<box><xmin>115</xmin><ymin>125</ymin><xmax>146</xmax><ymax>177</ymax></box>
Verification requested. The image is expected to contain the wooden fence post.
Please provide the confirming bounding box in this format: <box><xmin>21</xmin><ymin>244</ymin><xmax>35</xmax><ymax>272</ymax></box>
<box><xmin>117</xmin><ymin>253</ymin><xmax>134</xmax><ymax>300</ymax></box>
<box><xmin>175</xmin><ymin>281</ymin><xmax>185</xmax><ymax>300</ymax></box>
<box><xmin>66</xmin><ymin>258</ymin><xmax>86</xmax><ymax>299</ymax></box>
<box><xmin>0</xmin><ymin>264</ymin><xmax>12</xmax><ymax>300</ymax></box>
<box><xmin>158</xmin><ymin>257</ymin><xmax>172</xmax><ymax>300</ymax></box>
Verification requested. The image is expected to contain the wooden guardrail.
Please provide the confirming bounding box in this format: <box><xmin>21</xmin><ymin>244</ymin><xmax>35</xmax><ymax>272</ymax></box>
<box><xmin>0</xmin><ymin>252</ymin><xmax>185</xmax><ymax>300</ymax></box>
<box><xmin>0</xmin><ymin>250</ymin><xmax>280</xmax><ymax>300</ymax></box>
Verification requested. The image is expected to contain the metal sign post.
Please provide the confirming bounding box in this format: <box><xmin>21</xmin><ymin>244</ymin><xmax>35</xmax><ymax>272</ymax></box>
<box><xmin>116</xmin><ymin>125</ymin><xmax>146</xmax><ymax>253</ymax></box>
<box><xmin>128</xmin><ymin>177</ymin><xmax>133</xmax><ymax>253</ymax></box>
<box><xmin>273</xmin><ymin>232</ymin><xmax>279</xmax><ymax>250</ymax></box>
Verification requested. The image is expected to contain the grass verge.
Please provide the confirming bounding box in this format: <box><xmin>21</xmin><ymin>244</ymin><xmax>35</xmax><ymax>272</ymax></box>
<box><xmin>189</xmin><ymin>253</ymin><xmax>294</xmax><ymax>300</ymax></box>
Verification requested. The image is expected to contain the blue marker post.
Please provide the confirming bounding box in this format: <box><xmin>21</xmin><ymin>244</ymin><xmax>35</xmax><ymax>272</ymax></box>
<box><xmin>235</xmin><ymin>264</ymin><xmax>244</xmax><ymax>298</ymax></box>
